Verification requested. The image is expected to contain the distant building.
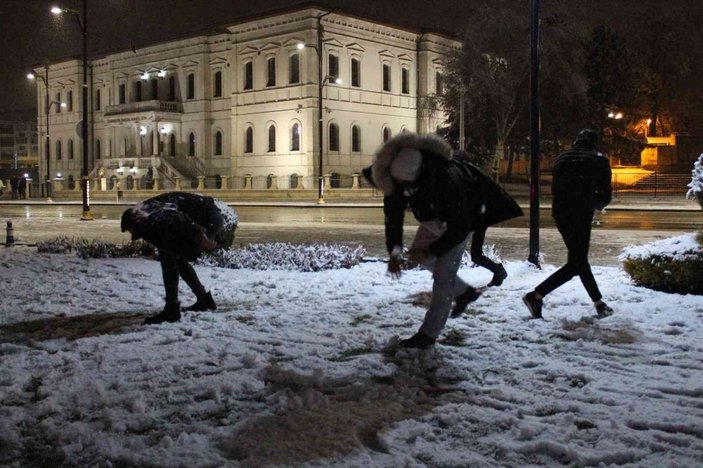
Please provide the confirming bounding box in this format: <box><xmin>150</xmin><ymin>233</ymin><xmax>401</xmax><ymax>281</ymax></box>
<box><xmin>0</xmin><ymin>120</ymin><xmax>38</xmax><ymax>170</ymax></box>
<box><xmin>641</xmin><ymin>134</ymin><xmax>703</xmax><ymax>172</ymax></box>
<box><xmin>34</xmin><ymin>7</ymin><xmax>459</xmax><ymax>191</ymax></box>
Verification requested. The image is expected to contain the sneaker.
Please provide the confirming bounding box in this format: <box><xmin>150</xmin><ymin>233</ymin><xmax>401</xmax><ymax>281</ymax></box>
<box><xmin>144</xmin><ymin>302</ymin><xmax>181</xmax><ymax>325</ymax></box>
<box><xmin>522</xmin><ymin>292</ymin><xmax>543</xmax><ymax>319</ymax></box>
<box><xmin>487</xmin><ymin>265</ymin><xmax>508</xmax><ymax>287</ymax></box>
<box><xmin>450</xmin><ymin>286</ymin><xmax>483</xmax><ymax>319</ymax></box>
<box><xmin>595</xmin><ymin>301</ymin><xmax>614</xmax><ymax>318</ymax></box>
<box><xmin>399</xmin><ymin>332</ymin><xmax>436</xmax><ymax>349</ymax></box>
<box><xmin>185</xmin><ymin>291</ymin><xmax>217</xmax><ymax>312</ymax></box>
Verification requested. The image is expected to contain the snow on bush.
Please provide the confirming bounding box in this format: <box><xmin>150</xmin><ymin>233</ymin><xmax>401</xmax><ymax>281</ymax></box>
<box><xmin>686</xmin><ymin>153</ymin><xmax>703</xmax><ymax>200</ymax></box>
<box><xmin>36</xmin><ymin>236</ymin><xmax>155</xmax><ymax>259</ymax></box>
<box><xmin>619</xmin><ymin>233</ymin><xmax>703</xmax><ymax>295</ymax></box>
<box><xmin>199</xmin><ymin>243</ymin><xmax>366</xmax><ymax>272</ymax></box>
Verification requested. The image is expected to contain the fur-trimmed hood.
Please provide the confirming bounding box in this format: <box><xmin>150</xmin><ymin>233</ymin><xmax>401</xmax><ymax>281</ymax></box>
<box><xmin>371</xmin><ymin>133</ymin><xmax>453</xmax><ymax>194</ymax></box>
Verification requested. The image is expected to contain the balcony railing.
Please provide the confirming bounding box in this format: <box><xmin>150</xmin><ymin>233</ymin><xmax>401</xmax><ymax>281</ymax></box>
<box><xmin>104</xmin><ymin>100</ymin><xmax>183</xmax><ymax>116</ymax></box>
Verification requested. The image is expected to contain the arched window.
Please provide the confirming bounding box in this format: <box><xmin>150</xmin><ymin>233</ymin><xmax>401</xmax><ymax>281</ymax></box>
<box><xmin>266</xmin><ymin>58</ymin><xmax>276</xmax><ymax>87</ymax></box>
<box><xmin>245</xmin><ymin>127</ymin><xmax>253</xmax><ymax>153</ymax></box>
<box><xmin>267</xmin><ymin>125</ymin><xmax>276</xmax><ymax>152</ymax></box>
<box><xmin>401</xmin><ymin>67</ymin><xmax>410</xmax><ymax>94</ymax></box>
<box><xmin>68</xmin><ymin>139</ymin><xmax>74</xmax><ymax>159</ymax></box>
<box><xmin>351</xmin><ymin>125</ymin><xmax>361</xmax><ymax>152</ymax></box>
<box><xmin>214</xmin><ymin>131</ymin><xmax>223</xmax><ymax>155</ymax></box>
<box><xmin>56</xmin><ymin>140</ymin><xmax>62</xmax><ymax>160</ymax></box>
<box><xmin>243</xmin><ymin>62</ymin><xmax>253</xmax><ymax>90</ymax></box>
<box><xmin>213</xmin><ymin>70</ymin><xmax>222</xmax><ymax>97</ymax></box>
<box><xmin>95</xmin><ymin>139</ymin><xmax>101</xmax><ymax>159</ymax></box>
<box><xmin>351</xmin><ymin>58</ymin><xmax>361</xmax><ymax>87</ymax></box>
<box><xmin>383</xmin><ymin>127</ymin><xmax>391</xmax><ymax>142</ymax></box>
<box><xmin>289</xmin><ymin>53</ymin><xmax>300</xmax><ymax>84</ymax></box>
<box><xmin>382</xmin><ymin>63</ymin><xmax>391</xmax><ymax>92</ymax></box>
<box><xmin>291</xmin><ymin>123</ymin><xmax>300</xmax><ymax>151</ymax></box>
<box><xmin>328</xmin><ymin>123</ymin><xmax>339</xmax><ymax>151</ymax></box>
<box><xmin>169</xmin><ymin>133</ymin><xmax>176</xmax><ymax>156</ymax></box>
<box><xmin>188</xmin><ymin>132</ymin><xmax>195</xmax><ymax>156</ymax></box>
<box><xmin>187</xmin><ymin>73</ymin><xmax>195</xmax><ymax>99</ymax></box>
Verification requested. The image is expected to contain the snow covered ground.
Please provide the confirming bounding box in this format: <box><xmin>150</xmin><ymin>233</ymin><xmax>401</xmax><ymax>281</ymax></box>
<box><xmin>1</xmin><ymin>244</ymin><xmax>702</xmax><ymax>467</ymax></box>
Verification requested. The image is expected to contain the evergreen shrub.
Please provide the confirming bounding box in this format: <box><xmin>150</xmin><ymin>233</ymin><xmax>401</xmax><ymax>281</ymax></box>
<box><xmin>620</xmin><ymin>233</ymin><xmax>703</xmax><ymax>295</ymax></box>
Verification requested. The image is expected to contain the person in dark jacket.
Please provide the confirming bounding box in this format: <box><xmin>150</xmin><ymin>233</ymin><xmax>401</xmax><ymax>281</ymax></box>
<box><xmin>452</xmin><ymin>150</ymin><xmax>523</xmax><ymax>297</ymax></box>
<box><xmin>121</xmin><ymin>192</ymin><xmax>238</xmax><ymax>324</ymax></box>
<box><xmin>523</xmin><ymin>129</ymin><xmax>614</xmax><ymax>319</ymax></box>
<box><xmin>369</xmin><ymin>132</ymin><xmax>482</xmax><ymax>349</ymax></box>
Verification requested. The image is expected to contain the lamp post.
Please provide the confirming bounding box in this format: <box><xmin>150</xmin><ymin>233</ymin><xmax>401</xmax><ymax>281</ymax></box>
<box><xmin>52</xmin><ymin>1</ymin><xmax>92</xmax><ymax>220</ymax></box>
<box><xmin>27</xmin><ymin>66</ymin><xmax>53</xmax><ymax>201</ymax></box>
<box><xmin>297</xmin><ymin>11</ymin><xmax>334</xmax><ymax>204</ymax></box>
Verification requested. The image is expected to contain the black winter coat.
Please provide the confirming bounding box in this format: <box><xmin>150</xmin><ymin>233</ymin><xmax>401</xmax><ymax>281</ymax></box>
<box><xmin>551</xmin><ymin>146</ymin><xmax>612</xmax><ymax>219</ymax></box>
<box><xmin>384</xmin><ymin>153</ymin><xmax>478</xmax><ymax>257</ymax></box>
<box><xmin>130</xmin><ymin>192</ymin><xmax>232</xmax><ymax>260</ymax></box>
<box><xmin>459</xmin><ymin>161</ymin><xmax>523</xmax><ymax>229</ymax></box>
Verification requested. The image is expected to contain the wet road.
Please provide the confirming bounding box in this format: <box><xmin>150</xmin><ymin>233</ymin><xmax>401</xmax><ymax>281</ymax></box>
<box><xmin>1</xmin><ymin>204</ymin><xmax>700</xmax><ymax>267</ymax></box>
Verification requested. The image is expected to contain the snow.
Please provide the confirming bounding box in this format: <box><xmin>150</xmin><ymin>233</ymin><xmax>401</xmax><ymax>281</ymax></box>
<box><xmin>686</xmin><ymin>153</ymin><xmax>703</xmax><ymax>199</ymax></box>
<box><xmin>1</xmin><ymin>244</ymin><xmax>702</xmax><ymax>466</ymax></box>
<box><xmin>619</xmin><ymin>233</ymin><xmax>702</xmax><ymax>262</ymax></box>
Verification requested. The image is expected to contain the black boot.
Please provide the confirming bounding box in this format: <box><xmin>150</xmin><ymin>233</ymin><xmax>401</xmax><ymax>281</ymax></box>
<box><xmin>522</xmin><ymin>292</ymin><xmax>543</xmax><ymax>319</ymax></box>
<box><xmin>144</xmin><ymin>302</ymin><xmax>181</xmax><ymax>325</ymax></box>
<box><xmin>400</xmin><ymin>332</ymin><xmax>436</xmax><ymax>349</ymax></box>
<box><xmin>185</xmin><ymin>291</ymin><xmax>217</xmax><ymax>311</ymax></box>
<box><xmin>488</xmin><ymin>264</ymin><xmax>508</xmax><ymax>287</ymax></box>
<box><xmin>450</xmin><ymin>286</ymin><xmax>483</xmax><ymax>319</ymax></box>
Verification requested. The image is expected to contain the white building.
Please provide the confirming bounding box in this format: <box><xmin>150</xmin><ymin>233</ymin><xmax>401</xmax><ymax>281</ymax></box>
<box><xmin>34</xmin><ymin>7</ymin><xmax>459</xmax><ymax>192</ymax></box>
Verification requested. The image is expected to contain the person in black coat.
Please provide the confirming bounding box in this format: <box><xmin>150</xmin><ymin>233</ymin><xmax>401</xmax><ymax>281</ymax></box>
<box><xmin>452</xmin><ymin>150</ymin><xmax>523</xmax><ymax>294</ymax></box>
<box><xmin>523</xmin><ymin>129</ymin><xmax>614</xmax><ymax>319</ymax></box>
<box><xmin>121</xmin><ymin>192</ymin><xmax>238</xmax><ymax>324</ymax></box>
<box><xmin>369</xmin><ymin>132</ymin><xmax>482</xmax><ymax>349</ymax></box>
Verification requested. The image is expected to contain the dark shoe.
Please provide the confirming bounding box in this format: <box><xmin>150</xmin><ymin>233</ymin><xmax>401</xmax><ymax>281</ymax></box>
<box><xmin>522</xmin><ymin>292</ymin><xmax>543</xmax><ymax>319</ymax></box>
<box><xmin>487</xmin><ymin>265</ymin><xmax>508</xmax><ymax>287</ymax></box>
<box><xmin>144</xmin><ymin>302</ymin><xmax>181</xmax><ymax>325</ymax></box>
<box><xmin>595</xmin><ymin>302</ymin><xmax>614</xmax><ymax>318</ymax></box>
<box><xmin>399</xmin><ymin>332</ymin><xmax>436</xmax><ymax>349</ymax></box>
<box><xmin>185</xmin><ymin>291</ymin><xmax>217</xmax><ymax>311</ymax></box>
<box><xmin>450</xmin><ymin>286</ymin><xmax>483</xmax><ymax>319</ymax></box>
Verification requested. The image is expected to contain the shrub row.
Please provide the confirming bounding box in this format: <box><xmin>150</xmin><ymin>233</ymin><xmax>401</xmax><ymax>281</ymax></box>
<box><xmin>620</xmin><ymin>233</ymin><xmax>703</xmax><ymax>295</ymax></box>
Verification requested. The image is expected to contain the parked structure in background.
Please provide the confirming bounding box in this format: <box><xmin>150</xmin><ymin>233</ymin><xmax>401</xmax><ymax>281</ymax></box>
<box><xmin>32</xmin><ymin>7</ymin><xmax>458</xmax><ymax>192</ymax></box>
<box><xmin>0</xmin><ymin>120</ymin><xmax>38</xmax><ymax>170</ymax></box>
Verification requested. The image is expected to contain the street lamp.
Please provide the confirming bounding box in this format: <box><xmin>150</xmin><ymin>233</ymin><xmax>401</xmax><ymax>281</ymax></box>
<box><xmin>52</xmin><ymin>1</ymin><xmax>92</xmax><ymax>220</ymax></box>
<box><xmin>297</xmin><ymin>10</ymin><xmax>335</xmax><ymax>204</ymax></box>
<box><xmin>27</xmin><ymin>66</ymin><xmax>62</xmax><ymax>201</ymax></box>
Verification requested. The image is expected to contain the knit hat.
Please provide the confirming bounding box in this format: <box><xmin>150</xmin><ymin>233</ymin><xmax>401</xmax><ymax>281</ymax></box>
<box><xmin>390</xmin><ymin>147</ymin><xmax>423</xmax><ymax>182</ymax></box>
<box><xmin>573</xmin><ymin>129</ymin><xmax>598</xmax><ymax>149</ymax></box>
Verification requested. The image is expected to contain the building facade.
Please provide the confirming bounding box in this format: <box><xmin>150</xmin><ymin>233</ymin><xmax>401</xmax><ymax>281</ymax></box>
<box><xmin>34</xmin><ymin>7</ymin><xmax>459</xmax><ymax>191</ymax></box>
<box><xmin>0</xmin><ymin>120</ymin><xmax>38</xmax><ymax>170</ymax></box>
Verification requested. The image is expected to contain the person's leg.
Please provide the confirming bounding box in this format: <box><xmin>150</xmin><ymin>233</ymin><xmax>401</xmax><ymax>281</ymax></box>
<box><xmin>144</xmin><ymin>250</ymin><xmax>181</xmax><ymax>324</ymax></box>
<box><xmin>417</xmin><ymin>235</ymin><xmax>470</xmax><ymax>340</ymax></box>
<box><xmin>160</xmin><ymin>250</ymin><xmax>181</xmax><ymax>306</ymax></box>
<box><xmin>176</xmin><ymin>258</ymin><xmax>207</xmax><ymax>298</ymax></box>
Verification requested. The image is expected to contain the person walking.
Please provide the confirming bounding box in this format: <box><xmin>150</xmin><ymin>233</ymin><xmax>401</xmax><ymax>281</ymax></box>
<box><xmin>523</xmin><ymin>129</ymin><xmax>614</xmax><ymax>319</ymax></box>
<box><xmin>120</xmin><ymin>192</ymin><xmax>238</xmax><ymax>324</ymax></box>
<box><xmin>369</xmin><ymin>132</ymin><xmax>481</xmax><ymax>349</ymax></box>
<box><xmin>452</xmin><ymin>150</ymin><xmax>523</xmax><ymax>297</ymax></box>
<box><xmin>18</xmin><ymin>176</ymin><xmax>27</xmax><ymax>199</ymax></box>
<box><xmin>10</xmin><ymin>176</ymin><xmax>19</xmax><ymax>200</ymax></box>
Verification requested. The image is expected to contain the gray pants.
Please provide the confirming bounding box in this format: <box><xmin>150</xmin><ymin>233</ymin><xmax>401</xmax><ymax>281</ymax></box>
<box><xmin>411</xmin><ymin>223</ymin><xmax>472</xmax><ymax>339</ymax></box>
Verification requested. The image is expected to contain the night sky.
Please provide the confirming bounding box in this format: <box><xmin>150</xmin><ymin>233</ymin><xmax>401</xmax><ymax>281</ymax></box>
<box><xmin>0</xmin><ymin>0</ymin><xmax>474</xmax><ymax>119</ymax></box>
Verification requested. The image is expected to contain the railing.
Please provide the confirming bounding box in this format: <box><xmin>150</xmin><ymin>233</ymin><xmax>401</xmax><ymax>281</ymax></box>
<box><xmin>168</xmin><ymin>156</ymin><xmax>205</xmax><ymax>178</ymax></box>
<box><xmin>104</xmin><ymin>100</ymin><xmax>183</xmax><ymax>116</ymax></box>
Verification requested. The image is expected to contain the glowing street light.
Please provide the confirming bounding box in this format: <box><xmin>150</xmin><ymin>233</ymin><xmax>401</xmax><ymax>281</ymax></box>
<box><xmin>52</xmin><ymin>1</ymin><xmax>92</xmax><ymax>220</ymax></box>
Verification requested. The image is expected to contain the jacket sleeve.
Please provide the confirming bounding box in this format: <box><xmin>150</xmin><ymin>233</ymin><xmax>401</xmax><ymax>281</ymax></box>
<box><xmin>384</xmin><ymin>192</ymin><xmax>407</xmax><ymax>255</ymax></box>
<box><xmin>594</xmin><ymin>156</ymin><xmax>612</xmax><ymax>210</ymax></box>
